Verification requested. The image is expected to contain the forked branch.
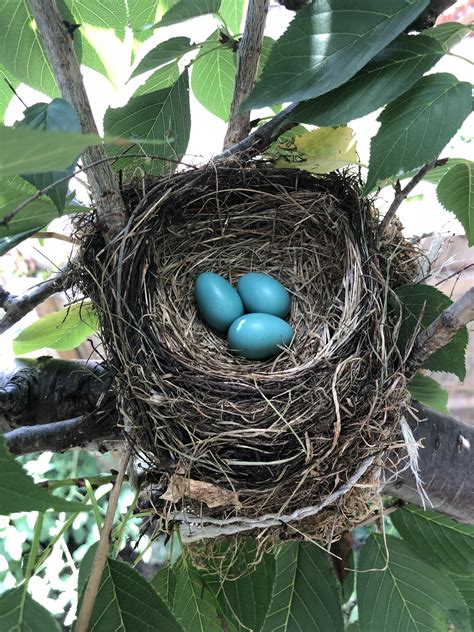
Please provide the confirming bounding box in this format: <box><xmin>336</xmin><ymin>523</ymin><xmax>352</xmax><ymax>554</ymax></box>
<box><xmin>27</xmin><ymin>0</ymin><xmax>127</xmax><ymax>241</ymax></box>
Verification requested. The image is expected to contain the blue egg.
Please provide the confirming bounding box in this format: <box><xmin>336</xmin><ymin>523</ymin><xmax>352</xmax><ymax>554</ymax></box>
<box><xmin>195</xmin><ymin>272</ymin><xmax>244</xmax><ymax>332</ymax></box>
<box><xmin>237</xmin><ymin>273</ymin><xmax>291</xmax><ymax>318</ymax></box>
<box><xmin>228</xmin><ymin>313</ymin><xmax>293</xmax><ymax>360</ymax></box>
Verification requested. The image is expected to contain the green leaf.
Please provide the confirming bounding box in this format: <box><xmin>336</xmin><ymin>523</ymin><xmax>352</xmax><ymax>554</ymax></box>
<box><xmin>104</xmin><ymin>70</ymin><xmax>191</xmax><ymax>176</ymax></box>
<box><xmin>0</xmin><ymin>177</ymin><xmax>60</xmax><ymax>238</ymax></box>
<box><xmin>364</xmin><ymin>73</ymin><xmax>471</xmax><ymax>193</ymax></box>
<box><xmin>63</xmin><ymin>0</ymin><xmax>128</xmax><ymax>39</ymax></box>
<box><xmin>156</xmin><ymin>0</ymin><xmax>222</xmax><ymax>28</ymax></box>
<box><xmin>134</xmin><ymin>62</ymin><xmax>180</xmax><ymax>97</ymax></box>
<box><xmin>391</xmin><ymin>505</ymin><xmax>474</xmax><ymax>576</ymax></box>
<box><xmin>451</xmin><ymin>575</ymin><xmax>474</xmax><ymax>630</ymax></box>
<box><xmin>0</xmin><ymin>126</ymin><xmax>99</xmax><ymax>178</ymax></box>
<box><xmin>18</xmin><ymin>99</ymin><xmax>81</xmax><ymax>212</ymax></box>
<box><xmin>0</xmin><ymin>227</ymin><xmax>43</xmax><ymax>256</ymax></box>
<box><xmin>0</xmin><ymin>126</ymin><xmax>169</xmax><ymax>179</ymax></box>
<box><xmin>152</xmin><ymin>565</ymin><xmax>177</xmax><ymax>609</ymax></box>
<box><xmin>78</xmin><ymin>556</ymin><xmax>182</xmax><ymax>632</ymax></box>
<box><xmin>291</xmin><ymin>33</ymin><xmax>443</xmax><ymax>127</ymax></box>
<box><xmin>0</xmin><ymin>0</ymin><xmax>58</xmax><ymax>96</ymax></box>
<box><xmin>243</xmin><ymin>0</ymin><xmax>429</xmax><ymax>109</ymax></box>
<box><xmin>128</xmin><ymin>0</ymin><xmax>160</xmax><ymax>40</ymax></box>
<box><xmin>261</xmin><ymin>542</ymin><xmax>344</xmax><ymax>631</ymax></box>
<box><xmin>357</xmin><ymin>534</ymin><xmax>470</xmax><ymax>632</ymax></box>
<box><xmin>131</xmin><ymin>37</ymin><xmax>197</xmax><ymax>79</ymax></box>
<box><xmin>13</xmin><ymin>302</ymin><xmax>99</xmax><ymax>354</ymax></box>
<box><xmin>191</xmin><ymin>32</ymin><xmax>237</xmax><ymax>121</ymax></box>
<box><xmin>437</xmin><ymin>161</ymin><xmax>474</xmax><ymax>246</ymax></box>
<box><xmin>0</xmin><ymin>64</ymin><xmax>19</xmax><ymax>124</ymax></box>
<box><xmin>395</xmin><ymin>284</ymin><xmax>468</xmax><ymax>380</ymax></box>
<box><xmin>408</xmin><ymin>373</ymin><xmax>449</xmax><ymax>413</ymax></box>
<box><xmin>0</xmin><ymin>586</ymin><xmax>60</xmax><ymax>631</ymax></box>
<box><xmin>173</xmin><ymin>560</ymin><xmax>229</xmax><ymax>632</ymax></box>
<box><xmin>220</xmin><ymin>0</ymin><xmax>246</xmax><ymax>35</ymax></box>
<box><xmin>202</xmin><ymin>539</ymin><xmax>275</xmax><ymax>632</ymax></box>
<box><xmin>0</xmin><ymin>435</ymin><xmax>89</xmax><ymax>513</ymax></box>
<box><xmin>274</xmin><ymin>126</ymin><xmax>357</xmax><ymax>174</ymax></box>
<box><xmin>424</xmin><ymin>21</ymin><xmax>473</xmax><ymax>49</ymax></box>
<box><xmin>77</xmin><ymin>543</ymin><xmax>98</xmax><ymax>598</ymax></box>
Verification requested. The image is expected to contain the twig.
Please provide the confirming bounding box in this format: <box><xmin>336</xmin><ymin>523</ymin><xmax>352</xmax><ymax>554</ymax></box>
<box><xmin>408</xmin><ymin>286</ymin><xmax>474</xmax><ymax>373</ymax></box>
<box><xmin>32</xmin><ymin>231</ymin><xmax>77</xmax><ymax>243</ymax></box>
<box><xmin>217</xmin><ymin>102</ymin><xmax>298</xmax><ymax>160</ymax></box>
<box><xmin>1</xmin><ymin>153</ymin><xmax>195</xmax><ymax>228</ymax></box>
<box><xmin>223</xmin><ymin>0</ymin><xmax>270</xmax><ymax>148</ymax></box>
<box><xmin>0</xmin><ymin>267</ymin><xmax>68</xmax><ymax>335</ymax></box>
<box><xmin>27</xmin><ymin>0</ymin><xmax>127</xmax><ymax>241</ymax></box>
<box><xmin>39</xmin><ymin>474</ymin><xmax>118</xmax><ymax>489</ymax></box>
<box><xmin>75</xmin><ymin>447</ymin><xmax>131</xmax><ymax>632</ymax></box>
<box><xmin>378</xmin><ymin>158</ymin><xmax>447</xmax><ymax>236</ymax></box>
<box><xmin>4</xmin><ymin>413</ymin><xmax>119</xmax><ymax>455</ymax></box>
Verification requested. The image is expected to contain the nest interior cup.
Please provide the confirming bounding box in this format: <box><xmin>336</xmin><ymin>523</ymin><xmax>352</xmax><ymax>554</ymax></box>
<box><xmin>79</xmin><ymin>163</ymin><xmax>417</xmax><ymax>541</ymax></box>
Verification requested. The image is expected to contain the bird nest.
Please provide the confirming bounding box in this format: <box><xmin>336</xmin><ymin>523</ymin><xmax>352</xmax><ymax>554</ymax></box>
<box><xmin>77</xmin><ymin>162</ymin><xmax>419</xmax><ymax>543</ymax></box>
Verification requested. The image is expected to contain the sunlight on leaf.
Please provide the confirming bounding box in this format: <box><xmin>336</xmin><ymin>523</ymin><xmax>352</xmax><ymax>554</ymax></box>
<box><xmin>274</xmin><ymin>127</ymin><xmax>357</xmax><ymax>174</ymax></box>
<box><xmin>13</xmin><ymin>302</ymin><xmax>99</xmax><ymax>354</ymax></box>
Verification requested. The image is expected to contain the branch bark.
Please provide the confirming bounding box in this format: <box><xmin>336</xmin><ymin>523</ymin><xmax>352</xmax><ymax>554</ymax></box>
<box><xmin>26</xmin><ymin>0</ymin><xmax>127</xmax><ymax>241</ymax></box>
<box><xmin>383</xmin><ymin>403</ymin><xmax>474</xmax><ymax>524</ymax></box>
<box><xmin>223</xmin><ymin>0</ymin><xmax>270</xmax><ymax>148</ymax></box>
<box><xmin>408</xmin><ymin>286</ymin><xmax>474</xmax><ymax>373</ymax></box>
<box><xmin>5</xmin><ymin>414</ymin><xmax>119</xmax><ymax>455</ymax></box>
<box><xmin>378</xmin><ymin>158</ymin><xmax>446</xmax><ymax>237</ymax></box>
<box><xmin>0</xmin><ymin>270</ymin><xmax>67</xmax><ymax>335</ymax></box>
<box><xmin>217</xmin><ymin>102</ymin><xmax>298</xmax><ymax>160</ymax></box>
<box><xmin>0</xmin><ymin>358</ymin><xmax>113</xmax><ymax>429</ymax></box>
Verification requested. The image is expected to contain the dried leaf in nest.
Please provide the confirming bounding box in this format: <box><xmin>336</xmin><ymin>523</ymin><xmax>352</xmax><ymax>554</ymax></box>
<box><xmin>76</xmin><ymin>161</ymin><xmax>420</xmax><ymax>543</ymax></box>
<box><xmin>161</xmin><ymin>475</ymin><xmax>241</xmax><ymax>509</ymax></box>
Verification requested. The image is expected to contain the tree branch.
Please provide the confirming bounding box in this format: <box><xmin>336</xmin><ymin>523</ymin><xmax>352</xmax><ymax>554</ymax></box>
<box><xmin>0</xmin><ymin>270</ymin><xmax>68</xmax><ymax>335</ymax></box>
<box><xmin>0</xmin><ymin>358</ymin><xmax>113</xmax><ymax>429</ymax></box>
<box><xmin>378</xmin><ymin>158</ymin><xmax>447</xmax><ymax>236</ymax></box>
<box><xmin>223</xmin><ymin>0</ymin><xmax>270</xmax><ymax>148</ymax></box>
<box><xmin>26</xmin><ymin>0</ymin><xmax>127</xmax><ymax>241</ymax></box>
<box><xmin>404</xmin><ymin>0</ymin><xmax>456</xmax><ymax>31</ymax></box>
<box><xmin>408</xmin><ymin>286</ymin><xmax>474</xmax><ymax>373</ymax></box>
<box><xmin>4</xmin><ymin>413</ymin><xmax>119</xmax><ymax>455</ymax></box>
<box><xmin>383</xmin><ymin>403</ymin><xmax>474</xmax><ymax>524</ymax></box>
<box><xmin>217</xmin><ymin>102</ymin><xmax>298</xmax><ymax>160</ymax></box>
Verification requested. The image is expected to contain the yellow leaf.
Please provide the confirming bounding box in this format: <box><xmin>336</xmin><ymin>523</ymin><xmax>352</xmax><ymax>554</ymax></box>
<box><xmin>274</xmin><ymin>127</ymin><xmax>357</xmax><ymax>174</ymax></box>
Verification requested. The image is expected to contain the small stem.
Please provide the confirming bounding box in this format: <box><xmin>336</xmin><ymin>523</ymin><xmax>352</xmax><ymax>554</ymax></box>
<box><xmin>378</xmin><ymin>158</ymin><xmax>447</xmax><ymax>237</ymax></box>
<box><xmin>24</xmin><ymin>512</ymin><xmax>45</xmax><ymax>584</ymax></box>
<box><xmin>75</xmin><ymin>447</ymin><xmax>132</xmax><ymax>632</ymax></box>
<box><xmin>448</xmin><ymin>52</ymin><xmax>474</xmax><ymax>66</ymax></box>
<box><xmin>32</xmin><ymin>231</ymin><xmax>77</xmax><ymax>244</ymax></box>
<box><xmin>39</xmin><ymin>474</ymin><xmax>117</xmax><ymax>490</ymax></box>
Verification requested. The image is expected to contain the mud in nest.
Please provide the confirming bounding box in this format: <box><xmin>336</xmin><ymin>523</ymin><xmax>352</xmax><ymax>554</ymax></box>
<box><xmin>77</xmin><ymin>162</ymin><xmax>419</xmax><ymax>542</ymax></box>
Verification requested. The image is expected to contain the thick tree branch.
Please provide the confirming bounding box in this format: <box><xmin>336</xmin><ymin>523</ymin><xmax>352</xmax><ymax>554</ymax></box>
<box><xmin>217</xmin><ymin>102</ymin><xmax>298</xmax><ymax>160</ymax></box>
<box><xmin>0</xmin><ymin>358</ymin><xmax>113</xmax><ymax>429</ymax></box>
<box><xmin>383</xmin><ymin>403</ymin><xmax>474</xmax><ymax>524</ymax></box>
<box><xmin>378</xmin><ymin>158</ymin><xmax>447</xmax><ymax>236</ymax></box>
<box><xmin>5</xmin><ymin>413</ymin><xmax>119</xmax><ymax>455</ymax></box>
<box><xmin>408</xmin><ymin>286</ymin><xmax>474</xmax><ymax>373</ymax></box>
<box><xmin>223</xmin><ymin>0</ymin><xmax>270</xmax><ymax>148</ymax></box>
<box><xmin>27</xmin><ymin>0</ymin><xmax>127</xmax><ymax>241</ymax></box>
<box><xmin>0</xmin><ymin>270</ymin><xmax>68</xmax><ymax>335</ymax></box>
